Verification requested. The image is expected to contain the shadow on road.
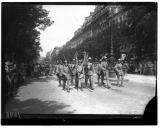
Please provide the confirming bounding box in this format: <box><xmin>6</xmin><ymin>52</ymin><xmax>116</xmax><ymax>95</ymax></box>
<box><xmin>5</xmin><ymin>98</ymin><xmax>76</xmax><ymax>115</ymax></box>
<box><xmin>19</xmin><ymin>76</ymin><xmax>56</xmax><ymax>87</ymax></box>
<box><xmin>31</xmin><ymin>76</ymin><xmax>55</xmax><ymax>82</ymax></box>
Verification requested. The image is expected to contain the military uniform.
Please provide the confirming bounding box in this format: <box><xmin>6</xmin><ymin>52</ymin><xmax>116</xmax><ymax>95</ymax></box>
<box><xmin>75</xmin><ymin>61</ymin><xmax>84</xmax><ymax>90</ymax></box>
<box><xmin>114</xmin><ymin>60</ymin><xmax>124</xmax><ymax>86</ymax></box>
<box><xmin>57</xmin><ymin>63</ymin><xmax>63</xmax><ymax>87</ymax></box>
<box><xmin>100</xmin><ymin>58</ymin><xmax>110</xmax><ymax>88</ymax></box>
<box><xmin>70</xmin><ymin>63</ymin><xmax>76</xmax><ymax>85</ymax></box>
<box><xmin>96</xmin><ymin>60</ymin><xmax>102</xmax><ymax>86</ymax></box>
<box><xmin>61</xmin><ymin>62</ymin><xmax>70</xmax><ymax>92</ymax></box>
<box><xmin>122</xmin><ymin>61</ymin><xmax>129</xmax><ymax>76</ymax></box>
<box><xmin>84</xmin><ymin>58</ymin><xmax>94</xmax><ymax>90</ymax></box>
<box><xmin>49</xmin><ymin>64</ymin><xmax>53</xmax><ymax>76</ymax></box>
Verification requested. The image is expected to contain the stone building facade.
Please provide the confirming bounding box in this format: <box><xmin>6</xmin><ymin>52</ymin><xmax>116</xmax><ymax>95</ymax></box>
<box><xmin>55</xmin><ymin>4</ymin><xmax>157</xmax><ymax>74</ymax></box>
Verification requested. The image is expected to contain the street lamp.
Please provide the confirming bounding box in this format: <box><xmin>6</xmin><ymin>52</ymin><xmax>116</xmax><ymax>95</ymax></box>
<box><xmin>109</xmin><ymin>6</ymin><xmax>116</xmax><ymax>77</ymax></box>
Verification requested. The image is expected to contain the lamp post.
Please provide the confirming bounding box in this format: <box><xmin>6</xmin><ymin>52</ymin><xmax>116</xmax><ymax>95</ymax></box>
<box><xmin>109</xmin><ymin>6</ymin><xmax>116</xmax><ymax>77</ymax></box>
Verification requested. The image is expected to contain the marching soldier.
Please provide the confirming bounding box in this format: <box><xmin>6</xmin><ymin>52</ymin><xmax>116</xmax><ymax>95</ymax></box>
<box><xmin>122</xmin><ymin>61</ymin><xmax>129</xmax><ymax>76</ymax></box>
<box><xmin>114</xmin><ymin>59</ymin><xmax>124</xmax><ymax>87</ymax></box>
<box><xmin>84</xmin><ymin>57</ymin><xmax>94</xmax><ymax>90</ymax></box>
<box><xmin>70</xmin><ymin>59</ymin><xmax>76</xmax><ymax>85</ymax></box>
<box><xmin>100</xmin><ymin>56</ymin><xmax>111</xmax><ymax>88</ymax></box>
<box><xmin>96</xmin><ymin>59</ymin><xmax>102</xmax><ymax>86</ymax></box>
<box><xmin>75</xmin><ymin>60</ymin><xmax>84</xmax><ymax>91</ymax></box>
<box><xmin>45</xmin><ymin>63</ymin><xmax>50</xmax><ymax>77</ymax></box>
<box><xmin>49</xmin><ymin>64</ymin><xmax>53</xmax><ymax>76</ymax></box>
<box><xmin>74</xmin><ymin>60</ymin><xmax>79</xmax><ymax>90</ymax></box>
<box><xmin>61</xmin><ymin>60</ymin><xmax>70</xmax><ymax>92</ymax></box>
<box><xmin>57</xmin><ymin>60</ymin><xmax>63</xmax><ymax>87</ymax></box>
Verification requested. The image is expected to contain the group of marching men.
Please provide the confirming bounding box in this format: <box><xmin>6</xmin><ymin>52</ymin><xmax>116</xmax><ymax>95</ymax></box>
<box><xmin>53</xmin><ymin>55</ymin><xmax>128</xmax><ymax>93</ymax></box>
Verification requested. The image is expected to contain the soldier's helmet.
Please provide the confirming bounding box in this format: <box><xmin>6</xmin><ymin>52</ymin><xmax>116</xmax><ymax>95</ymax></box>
<box><xmin>88</xmin><ymin>57</ymin><xmax>92</xmax><ymax>60</ymax></box>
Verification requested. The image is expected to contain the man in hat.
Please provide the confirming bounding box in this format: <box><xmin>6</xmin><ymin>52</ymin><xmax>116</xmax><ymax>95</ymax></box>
<box><xmin>100</xmin><ymin>56</ymin><xmax>111</xmax><ymax>88</ymax></box>
<box><xmin>114</xmin><ymin>59</ymin><xmax>124</xmax><ymax>87</ymax></box>
<box><xmin>84</xmin><ymin>57</ymin><xmax>94</xmax><ymax>90</ymax></box>
<box><xmin>61</xmin><ymin>60</ymin><xmax>70</xmax><ymax>92</ymax></box>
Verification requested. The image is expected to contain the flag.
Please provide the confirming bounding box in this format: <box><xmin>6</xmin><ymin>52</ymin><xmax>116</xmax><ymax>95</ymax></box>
<box><xmin>121</xmin><ymin>53</ymin><xmax>126</xmax><ymax>60</ymax></box>
<box><xmin>83</xmin><ymin>51</ymin><xmax>88</xmax><ymax>65</ymax></box>
<box><xmin>74</xmin><ymin>51</ymin><xmax>78</xmax><ymax>65</ymax></box>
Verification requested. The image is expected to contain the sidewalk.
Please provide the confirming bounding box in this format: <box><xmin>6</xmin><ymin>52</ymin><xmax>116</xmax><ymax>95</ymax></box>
<box><xmin>106</xmin><ymin>74</ymin><xmax>156</xmax><ymax>85</ymax></box>
<box><xmin>125</xmin><ymin>74</ymin><xmax>156</xmax><ymax>84</ymax></box>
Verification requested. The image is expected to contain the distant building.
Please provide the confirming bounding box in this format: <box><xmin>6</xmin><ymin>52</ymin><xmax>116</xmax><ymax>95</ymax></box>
<box><xmin>59</xmin><ymin>4</ymin><xmax>157</xmax><ymax>65</ymax></box>
<box><xmin>65</xmin><ymin>5</ymin><xmax>128</xmax><ymax>49</ymax></box>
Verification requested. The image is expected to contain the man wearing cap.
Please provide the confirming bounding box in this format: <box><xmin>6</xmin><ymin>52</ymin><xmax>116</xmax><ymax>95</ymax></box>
<box><xmin>61</xmin><ymin>60</ymin><xmax>70</xmax><ymax>92</ymax></box>
<box><xmin>100</xmin><ymin>56</ymin><xmax>111</xmax><ymax>88</ymax></box>
<box><xmin>84</xmin><ymin>57</ymin><xmax>94</xmax><ymax>90</ymax></box>
<box><xmin>114</xmin><ymin>59</ymin><xmax>124</xmax><ymax>87</ymax></box>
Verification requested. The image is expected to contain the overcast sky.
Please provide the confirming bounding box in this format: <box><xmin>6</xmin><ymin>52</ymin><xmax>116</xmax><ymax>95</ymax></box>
<box><xmin>40</xmin><ymin>5</ymin><xmax>95</xmax><ymax>57</ymax></box>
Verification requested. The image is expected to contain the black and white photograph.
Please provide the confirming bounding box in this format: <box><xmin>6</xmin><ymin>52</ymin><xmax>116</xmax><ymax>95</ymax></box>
<box><xmin>1</xmin><ymin>2</ymin><xmax>157</xmax><ymax>125</ymax></box>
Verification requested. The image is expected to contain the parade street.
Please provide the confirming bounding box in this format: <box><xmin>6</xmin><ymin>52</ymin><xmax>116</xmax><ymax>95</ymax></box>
<box><xmin>5</xmin><ymin>74</ymin><xmax>156</xmax><ymax>114</ymax></box>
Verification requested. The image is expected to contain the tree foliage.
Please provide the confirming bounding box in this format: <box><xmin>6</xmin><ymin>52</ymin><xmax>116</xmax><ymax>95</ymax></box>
<box><xmin>3</xmin><ymin>4</ymin><xmax>54</xmax><ymax>64</ymax></box>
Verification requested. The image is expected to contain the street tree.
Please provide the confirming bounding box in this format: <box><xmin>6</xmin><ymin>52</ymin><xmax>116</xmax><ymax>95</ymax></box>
<box><xmin>3</xmin><ymin>4</ymin><xmax>54</xmax><ymax>65</ymax></box>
